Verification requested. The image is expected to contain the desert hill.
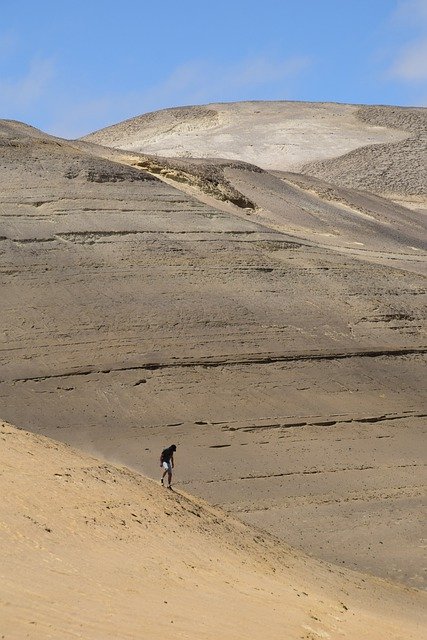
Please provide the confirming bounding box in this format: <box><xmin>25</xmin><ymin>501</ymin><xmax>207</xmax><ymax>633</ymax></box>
<box><xmin>83</xmin><ymin>101</ymin><xmax>427</xmax><ymax>211</ymax></box>
<box><xmin>0</xmin><ymin>101</ymin><xmax>426</xmax><ymax>601</ymax></box>
<box><xmin>83</xmin><ymin>101</ymin><xmax>426</xmax><ymax>268</ymax></box>
<box><xmin>1</xmin><ymin>419</ymin><xmax>425</xmax><ymax>639</ymax></box>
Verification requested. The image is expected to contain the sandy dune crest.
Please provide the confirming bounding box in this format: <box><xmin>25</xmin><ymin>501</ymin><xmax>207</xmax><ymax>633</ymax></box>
<box><xmin>1</xmin><ymin>420</ymin><xmax>425</xmax><ymax>640</ymax></box>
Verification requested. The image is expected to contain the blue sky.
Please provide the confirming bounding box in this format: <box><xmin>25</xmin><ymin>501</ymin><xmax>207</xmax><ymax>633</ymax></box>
<box><xmin>1</xmin><ymin>0</ymin><xmax>426</xmax><ymax>137</ymax></box>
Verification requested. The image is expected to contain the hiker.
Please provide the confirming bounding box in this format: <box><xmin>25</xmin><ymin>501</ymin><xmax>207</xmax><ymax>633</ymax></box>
<box><xmin>160</xmin><ymin>444</ymin><xmax>176</xmax><ymax>488</ymax></box>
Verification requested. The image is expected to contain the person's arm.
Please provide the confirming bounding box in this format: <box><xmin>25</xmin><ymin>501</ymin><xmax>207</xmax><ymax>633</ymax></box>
<box><xmin>171</xmin><ymin>454</ymin><xmax>174</xmax><ymax>468</ymax></box>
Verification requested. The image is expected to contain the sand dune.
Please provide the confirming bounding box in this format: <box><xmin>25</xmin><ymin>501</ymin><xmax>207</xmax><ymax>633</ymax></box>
<box><xmin>1</xmin><ymin>420</ymin><xmax>425</xmax><ymax>640</ymax></box>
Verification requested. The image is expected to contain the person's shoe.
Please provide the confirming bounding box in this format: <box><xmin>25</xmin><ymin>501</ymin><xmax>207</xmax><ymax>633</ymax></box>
<box><xmin>167</xmin><ymin>485</ymin><xmax>172</xmax><ymax>490</ymax></box>
<box><xmin>160</xmin><ymin>478</ymin><xmax>164</xmax><ymax>486</ymax></box>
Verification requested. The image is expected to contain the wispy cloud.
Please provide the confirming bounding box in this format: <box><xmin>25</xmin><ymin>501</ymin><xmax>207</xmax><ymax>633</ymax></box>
<box><xmin>142</xmin><ymin>55</ymin><xmax>311</xmax><ymax>106</ymax></box>
<box><xmin>0</xmin><ymin>31</ymin><xmax>18</xmax><ymax>60</ymax></box>
<box><xmin>390</xmin><ymin>38</ymin><xmax>427</xmax><ymax>81</ymax></box>
<box><xmin>49</xmin><ymin>54</ymin><xmax>311</xmax><ymax>137</ymax></box>
<box><xmin>391</xmin><ymin>0</ymin><xmax>427</xmax><ymax>26</ymax></box>
<box><xmin>387</xmin><ymin>0</ymin><xmax>427</xmax><ymax>84</ymax></box>
<box><xmin>231</xmin><ymin>55</ymin><xmax>310</xmax><ymax>88</ymax></box>
<box><xmin>0</xmin><ymin>57</ymin><xmax>56</xmax><ymax>110</ymax></box>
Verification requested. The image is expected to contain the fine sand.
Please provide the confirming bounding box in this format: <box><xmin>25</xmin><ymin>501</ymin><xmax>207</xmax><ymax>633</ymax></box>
<box><xmin>1</xmin><ymin>420</ymin><xmax>426</xmax><ymax>639</ymax></box>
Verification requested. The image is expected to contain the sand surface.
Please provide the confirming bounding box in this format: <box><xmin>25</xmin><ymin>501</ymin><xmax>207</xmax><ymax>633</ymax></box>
<box><xmin>0</xmin><ymin>103</ymin><xmax>426</xmax><ymax>635</ymax></box>
<box><xmin>1</xmin><ymin>420</ymin><xmax>426</xmax><ymax>640</ymax></box>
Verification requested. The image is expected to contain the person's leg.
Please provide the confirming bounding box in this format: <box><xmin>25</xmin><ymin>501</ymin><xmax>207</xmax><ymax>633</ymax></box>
<box><xmin>161</xmin><ymin>462</ymin><xmax>169</xmax><ymax>484</ymax></box>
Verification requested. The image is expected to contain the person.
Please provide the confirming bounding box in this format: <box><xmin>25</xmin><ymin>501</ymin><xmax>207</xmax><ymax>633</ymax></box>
<box><xmin>160</xmin><ymin>444</ymin><xmax>176</xmax><ymax>488</ymax></box>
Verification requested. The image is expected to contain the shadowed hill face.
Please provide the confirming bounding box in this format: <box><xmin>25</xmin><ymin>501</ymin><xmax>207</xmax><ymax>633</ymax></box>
<box><xmin>0</xmin><ymin>110</ymin><xmax>426</xmax><ymax>590</ymax></box>
<box><xmin>303</xmin><ymin>105</ymin><xmax>427</xmax><ymax>204</ymax></box>
<box><xmin>0</xmin><ymin>127</ymin><xmax>157</xmax><ymax>187</ymax></box>
<box><xmin>1</xmin><ymin>420</ymin><xmax>425</xmax><ymax>640</ymax></box>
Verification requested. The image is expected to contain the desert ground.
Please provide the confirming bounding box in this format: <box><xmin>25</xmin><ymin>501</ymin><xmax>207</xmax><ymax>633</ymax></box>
<box><xmin>1</xmin><ymin>420</ymin><xmax>426</xmax><ymax>639</ymax></box>
<box><xmin>0</xmin><ymin>101</ymin><xmax>426</xmax><ymax>637</ymax></box>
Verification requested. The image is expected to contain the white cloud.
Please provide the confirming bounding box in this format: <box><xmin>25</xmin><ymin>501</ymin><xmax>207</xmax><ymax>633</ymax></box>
<box><xmin>0</xmin><ymin>31</ymin><xmax>18</xmax><ymax>60</ymax></box>
<box><xmin>392</xmin><ymin>0</ymin><xmax>427</xmax><ymax>25</ymax></box>
<box><xmin>48</xmin><ymin>54</ymin><xmax>311</xmax><ymax>137</ymax></box>
<box><xmin>0</xmin><ymin>57</ymin><xmax>56</xmax><ymax>110</ymax></box>
<box><xmin>142</xmin><ymin>55</ymin><xmax>311</xmax><ymax>106</ymax></box>
<box><xmin>390</xmin><ymin>38</ymin><xmax>427</xmax><ymax>80</ymax></box>
<box><xmin>387</xmin><ymin>0</ymin><xmax>427</xmax><ymax>84</ymax></box>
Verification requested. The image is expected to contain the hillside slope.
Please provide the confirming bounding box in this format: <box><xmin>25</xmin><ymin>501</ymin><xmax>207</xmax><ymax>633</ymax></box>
<box><xmin>83</xmin><ymin>101</ymin><xmax>426</xmax><ymax>208</ymax></box>
<box><xmin>1</xmin><ymin>420</ymin><xmax>425</xmax><ymax>640</ymax></box>
<box><xmin>303</xmin><ymin>106</ymin><xmax>426</xmax><ymax>210</ymax></box>
<box><xmin>82</xmin><ymin>101</ymin><xmax>407</xmax><ymax>173</ymax></box>
<box><xmin>0</xmin><ymin>115</ymin><xmax>426</xmax><ymax>588</ymax></box>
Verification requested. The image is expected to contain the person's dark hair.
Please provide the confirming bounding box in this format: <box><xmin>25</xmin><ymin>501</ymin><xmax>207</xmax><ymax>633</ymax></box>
<box><xmin>171</xmin><ymin>444</ymin><xmax>177</xmax><ymax>451</ymax></box>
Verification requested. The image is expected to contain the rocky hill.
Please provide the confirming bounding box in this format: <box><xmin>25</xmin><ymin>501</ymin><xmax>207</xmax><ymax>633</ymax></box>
<box><xmin>84</xmin><ymin>101</ymin><xmax>427</xmax><ymax>209</ymax></box>
<box><xmin>0</xmin><ymin>103</ymin><xmax>426</xmax><ymax>601</ymax></box>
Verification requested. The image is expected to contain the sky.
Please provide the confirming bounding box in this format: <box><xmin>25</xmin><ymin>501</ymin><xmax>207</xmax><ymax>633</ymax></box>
<box><xmin>0</xmin><ymin>0</ymin><xmax>426</xmax><ymax>138</ymax></box>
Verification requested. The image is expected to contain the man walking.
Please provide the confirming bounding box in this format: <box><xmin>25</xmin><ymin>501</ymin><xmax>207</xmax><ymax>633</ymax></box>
<box><xmin>160</xmin><ymin>444</ymin><xmax>177</xmax><ymax>489</ymax></box>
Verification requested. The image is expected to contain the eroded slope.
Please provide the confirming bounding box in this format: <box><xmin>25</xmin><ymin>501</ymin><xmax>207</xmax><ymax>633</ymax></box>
<box><xmin>83</xmin><ymin>101</ymin><xmax>426</xmax><ymax>205</ymax></box>
<box><xmin>83</xmin><ymin>101</ymin><xmax>408</xmax><ymax>172</ymax></box>
<box><xmin>303</xmin><ymin>105</ymin><xmax>427</xmax><ymax>209</ymax></box>
<box><xmin>0</xmin><ymin>117</ymin><xmax>425</xmax><ymax>588</ymax></box>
